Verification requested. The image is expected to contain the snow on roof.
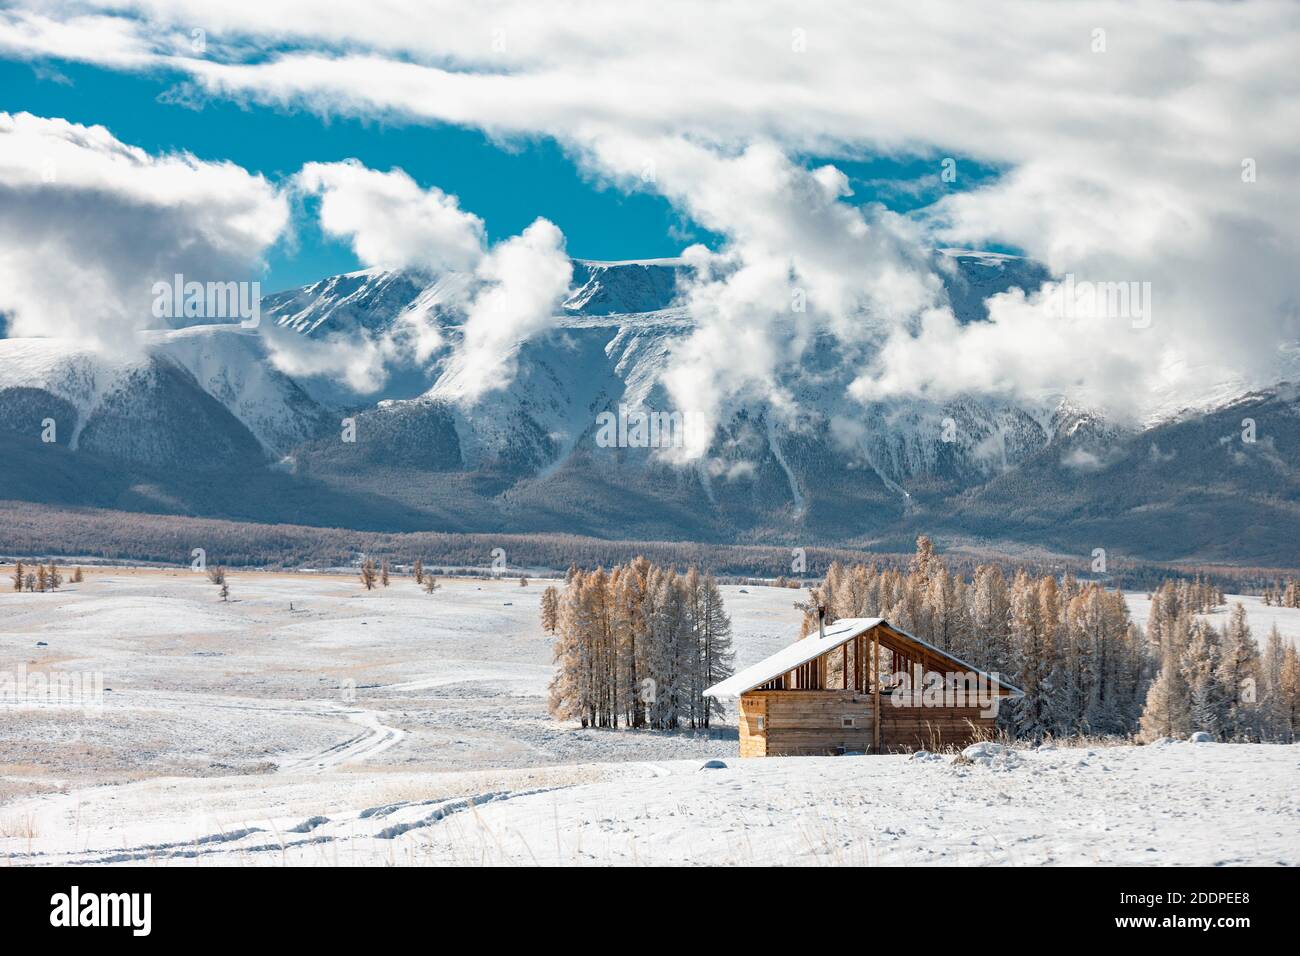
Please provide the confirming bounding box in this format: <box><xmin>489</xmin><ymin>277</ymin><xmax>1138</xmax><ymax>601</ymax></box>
<box><xmin>704</xmin><ymin>617</ymin><xmax>1024</xmax><ymax>698</ymax></box>
<box><xmin>703</xmin><ymin>618</ymin><xmax>884</xmax><ymax>698</ymax></box>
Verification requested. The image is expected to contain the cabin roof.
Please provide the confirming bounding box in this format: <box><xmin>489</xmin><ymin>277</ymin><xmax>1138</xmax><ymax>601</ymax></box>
<box><xmin>703</xmin><ymin>618</ymin><xmax>884</xmax><ymax>698</ymax></box>
<box><xmin>703</xmin><ymin>617</ymin><xmax>1024</xmax><ymax>698</ymax></box>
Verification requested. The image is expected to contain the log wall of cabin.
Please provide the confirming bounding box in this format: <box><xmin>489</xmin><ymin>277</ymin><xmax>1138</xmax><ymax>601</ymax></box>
<box><xmin>739</xmin><ymin>690</ymin><xmax>871</xmax><ymax>756</ymax></box>
<box><xmin>738</xmin><ymin>690</ymin><xmax>996</xmax><ymax>757</ymax></box>
<box><xmin>878</xmin><ymin>707</ymin><xmax>996</xmax><ymax>753</ymax></box>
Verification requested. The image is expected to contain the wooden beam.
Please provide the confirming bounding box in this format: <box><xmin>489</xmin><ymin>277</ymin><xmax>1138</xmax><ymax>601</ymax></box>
<box><xmin>872</xmin><ymin>628</ymin><xmax>881</xmax><ymax>753</ymax></box>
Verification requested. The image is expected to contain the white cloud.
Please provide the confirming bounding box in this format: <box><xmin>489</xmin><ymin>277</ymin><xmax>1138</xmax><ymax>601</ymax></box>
<box><xmin>452</xmin><ymin>218</ymin><xmax>572</xmax><ymax>401</ymax></box>
<box><xmin>0</xmin><ymin>115</ymin><xmax>571</xmax><ymax>399</ymax></box>
<box><xmin>2</xmin><ymin>1</ymin><xmax>1298</xmax><ymax>434</ymax></box>
<box><xmin>259</xmin><ymin>321</ymin><xmax>392</xmax><ymax>394</ymax></box>
<box><xmin>0</xmin><ymin>110</ymin><xmax>287</xmax><ymax>349</ymax></box>
<box><xmin>849</xmin><ymin>289</ymin><xmax>1154</xmax><ymax>413</ymax></box>
<box><xmin>295</xmin><ymin>161</ymin><xmax>485</xmax><ymax>274</ymax></box>
<box><xmin>628</xmin><ymin>140</ymin><xmax>943</xmax><ymax>455</ymax></box>
<box><xmin>0</xmin><ymin>10</ymin><xmax>156</xmax><ymax>68</ymax></box>
<box><xmin>268</xmin><ymin>163</ymin><xmax>570</xmax><ymax>398</ymax></box>
<box><xmin>261</xmin><ymin>160</ymin><xmax>487</xmax><ymax>390</ymax></box>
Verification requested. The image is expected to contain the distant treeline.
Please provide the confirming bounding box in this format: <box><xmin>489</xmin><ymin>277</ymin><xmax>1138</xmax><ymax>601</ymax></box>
<box><xmin>0</xmin><ymin>501</ymin><xmax>894</xmax><ymax>576</ymax></box>
<box><xmin>1262</xmin><ymin>580</ymin><xmax>1300</xmax><ymax>608</ymax></box>
<box><xmin>0</xmin><ymin>501</ymin><xmax>1290</xmax><ymax>591</ymax></box>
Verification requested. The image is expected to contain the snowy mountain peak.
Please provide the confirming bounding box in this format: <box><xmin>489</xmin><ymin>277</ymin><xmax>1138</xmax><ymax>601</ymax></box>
<box><xmin>263</xmin><ymin>269</ymin><xmax>428</xmax><ymax>336</ymax></box>
<box><xmin>563</xmin><ymin>259</ymin><xmax>683</xmax><ymax>316</ymax></box>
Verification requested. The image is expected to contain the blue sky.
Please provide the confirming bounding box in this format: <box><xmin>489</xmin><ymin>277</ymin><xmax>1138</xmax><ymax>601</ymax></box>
<box><xmin>1</xmin><ymin>57</ymin><xmax>1006</xmax><ymax>292</ymax></box>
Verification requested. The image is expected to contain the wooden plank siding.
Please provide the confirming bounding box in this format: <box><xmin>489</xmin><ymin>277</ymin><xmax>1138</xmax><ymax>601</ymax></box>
<box><xmin>741</xmin><ymin>690</ymin><xmax>873</xmax><ymax>756</ymax></box>
<box><xmin>739</xmin><ymin>690</ymin><xmax>995</xmax><ymax>756</ymax></box>
<box><xmin>878</xmin><ymin>707</ymin><xmax>996</xmax><ymax>754</ymax></box>
<box><xmin>737</xmin><ymin>694</ymin><xmax>768</xmax><ymax>757</ymax></box>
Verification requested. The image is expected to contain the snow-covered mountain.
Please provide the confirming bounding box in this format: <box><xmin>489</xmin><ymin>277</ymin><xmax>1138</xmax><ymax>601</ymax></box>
<box><xmin>0</xmin><ymin>326</ymin><xmax>327</xmax><ymax>465</ymax></box>
<box><xmin>564</xmin><ymin>258</ymin><xmax>683</xmax><ymax>315</ymax></box>
<box><xmin>261</xmin><ymin>268</ymin><xmax>429</xmax><ymax>337</ymax></box>
<box><xmin>257</xmin><ymin>250</ymin><xmax>1056</xmax><ymax>480</ymax></box>
<box><xmin>352</xmin><ymin>253</ymin><xmax>1056</xmax><ymax>500</ymax></box>
<box><xmin>2</xmin><ymin>251</ymin><xmax>1295</xmax><ymax>563</ymax></box>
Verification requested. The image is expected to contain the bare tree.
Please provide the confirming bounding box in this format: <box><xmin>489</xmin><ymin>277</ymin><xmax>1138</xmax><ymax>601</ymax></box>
<box><xmin>540</xmin><ymin>585</ymin><xmax>559</xmax><ymax>634</ymax></box>
<box><xmin>519</xmin><ymin>575</ymin><xmax>529</xmax><ymax>587</ymax></box>
<box><xmin>12</xmin><ymin>561</ymin><xmax>23</xmax><ymax>592</ymax></box>
<box><xmin>413</xmin><ymin>558</ymin><xmax>424</xmax><ymax>585</ymax></box>
<box><xmin>360</xmin><ymin>558</ymin><xmax>377</xmax><ymax>591</ymax></box>
<box><xmin>71</xmin><ymin>566</ymin><xmax>84</xmax><ymax>583</ymax></box>
<box><xmin>205</xmin><ymin>566</ymin><xmax>229</xmax><ymax>601</ymax></box>
<box><xmin>381</xmin><ymin>560</ymin><xmax>391</xmax><ymax>587</ymax></box>
<box><xmin>1279</xmin><ymin>646</ymin><xmax>1300</xmax><ymax>741</ymax></box>
<box><xmin>423</xmin><ymin>575</ymin><xmax>439</xmax><ymax>595</ymax></box>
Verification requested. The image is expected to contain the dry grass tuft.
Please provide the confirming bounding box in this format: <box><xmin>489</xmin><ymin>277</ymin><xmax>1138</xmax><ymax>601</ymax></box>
<box><xmin>0</xmin><ymin>811</ymin><xmax>38</xmax><ymax>839</ymax></box>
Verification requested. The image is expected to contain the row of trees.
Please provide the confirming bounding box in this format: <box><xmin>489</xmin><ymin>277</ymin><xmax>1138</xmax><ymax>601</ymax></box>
<box><xmin>1157</xmin><ymin>576</ymin><xmax>1225</xmax><ymax>614</ymax></box>
<box><xmin>15</xmin><ymin>501</ymin><xmax>1271</xmax><ymax>592</ymax></box>
<box><xmin>1262</xmin><ymin>580</ymin><xmax>1300</xmax><ymax>608</ymax></box>
<box><xmin>1140</xmin><ymin>593</ymin><xmax>1298</xmax><ymax>742</ymax></box>
<box><xmin>10</xmin><ymin>561</ymin><xmax>83</xmax><ymax>592</ymax></box>
<box><xmin>801</xmin><ymin>540</ymin><xmax>1148</xmax><ymax>738</ymax></box>
<box><xmin>359</xmin><ymin>556</ymin><xmax>530</xmax><ymax>593</ymax></box>
<box><xmin>801</xmin><ymin>538</ymin><xmax>1299</xmax><ymax>742</ymax></box>
<box><xmin>545</xmin><ymin>557</ymin><xmax>735</xmax><ymax>731</ymax></box>
<box><xmin>0</xmin><ymin>507</ymin><xmax>898</xmax><ymax>581</ymax></box>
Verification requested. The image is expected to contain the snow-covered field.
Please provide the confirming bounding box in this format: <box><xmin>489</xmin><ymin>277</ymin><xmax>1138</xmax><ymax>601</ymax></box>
<box><xmin>1</xmin><ymin>570</ymin><xmax>1297</xmax><ymax>866</ymax></box>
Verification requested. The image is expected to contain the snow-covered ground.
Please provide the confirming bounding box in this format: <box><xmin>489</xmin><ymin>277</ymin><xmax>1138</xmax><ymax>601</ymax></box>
<box><xmin>1</xmin><ymin>571</ymin><xmax>1297</xmax><ymax>865</ymax></box>
<box><xmin>2</xmin><ymin>742</ymin><xmax>1294</xmax><ymax>866</ymax></box>
<box><xmin>0</xmin><ymin>571</ymin><xmax>791</xmax><ymax>794</ymax></box>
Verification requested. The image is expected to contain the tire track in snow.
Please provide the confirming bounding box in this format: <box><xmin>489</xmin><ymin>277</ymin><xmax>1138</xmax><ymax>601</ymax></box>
<box><xmin>1</xmin><ymin>788</ymin><xmax>562</xmax><ymax>866</ymax></box>
<box><xmin>108</xmin><ymin>689</ymin><xmax>408</xmax><ymax>775</ymax></box>
<box><xmin>276</xmin><ymin>702</ymin><xmax>406</xmax><ymax>774</ymax></box>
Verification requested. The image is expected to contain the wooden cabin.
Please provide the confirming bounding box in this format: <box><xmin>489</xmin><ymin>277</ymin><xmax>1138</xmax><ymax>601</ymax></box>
<box><xmin>704</xmin><ymin>617</ymin><xmax>1022</xmax><ymax>756</ymax></box>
